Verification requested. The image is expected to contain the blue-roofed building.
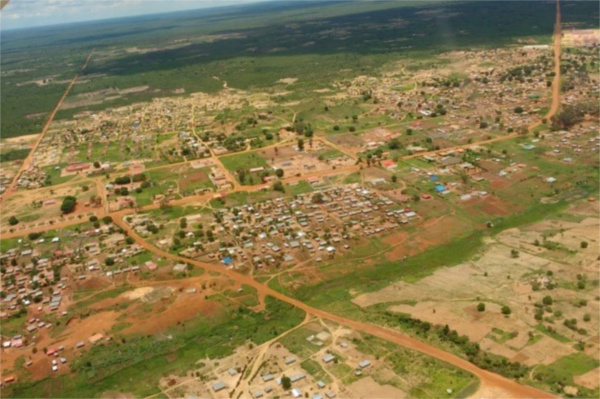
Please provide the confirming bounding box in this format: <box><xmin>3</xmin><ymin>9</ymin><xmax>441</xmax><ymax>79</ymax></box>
<box><xmin>430</xmin><ymin>175</ymin><xmax>439</xmax><ymax>181</ymax></box>
<box><xmin>222</xmin><ymin>257</ymin><xmax>233</xmax><ymax>265</ymax></box>
<box><xmin>435</xmin><ymin>184</ymin><xmax>446</xmax><ymax>193</ymax></box>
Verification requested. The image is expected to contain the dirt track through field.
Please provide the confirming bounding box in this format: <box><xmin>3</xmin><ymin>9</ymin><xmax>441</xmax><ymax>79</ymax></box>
<box><xmin>0</xmin><ymin>49</ymin><xmax>96</xmax><ymax>207</ymax></box>
<box><xmin>112</xmin><ymin>214</ymin><xmax>553</xmax><ymax>399</ymax></box>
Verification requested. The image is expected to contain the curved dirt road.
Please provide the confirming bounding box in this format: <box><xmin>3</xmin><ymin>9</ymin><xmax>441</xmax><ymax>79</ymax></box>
<box><xmin>113</xmin><ymin>214</ymin><xmax>554</xmax><ymax>399</ymax></box>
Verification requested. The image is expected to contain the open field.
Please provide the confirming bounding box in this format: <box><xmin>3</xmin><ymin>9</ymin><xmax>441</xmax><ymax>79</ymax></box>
<box><xmin>1</xmin><ymin>182</ymin><xmax>100</xmax><ymax>227</ymax></box>
<box><xmin>347</xmin><ymin>200</ymin><xmax>599</xmax><ymax>396</ymax></box>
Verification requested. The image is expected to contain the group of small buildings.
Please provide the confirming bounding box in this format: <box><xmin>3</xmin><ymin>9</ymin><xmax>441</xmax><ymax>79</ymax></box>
<box><xmin>0</xmin><ymin>222</ymin><xmax>157</xmax><ymax>334</ymax></box>
<box><xmin>127</xmin><ymin>184</ymin><xmax>419</xmax><ymax>270</ymax></box>
<box><xmin>209</xmin><ymin>331</ymin><xmax>375</xmax><ymax>399</ymax></box>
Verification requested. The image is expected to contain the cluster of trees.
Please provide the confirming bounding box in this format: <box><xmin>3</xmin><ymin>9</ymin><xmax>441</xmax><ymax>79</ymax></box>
<box><xmin>430</xmin><ymin>76</ymin><xmax>461</xmax><ymax>88</ymax></box>
<box><xmin>388</xmin><ymin>312</ymin><xmax>528</xmax><ymax>378</ymax></box>
<box><xmin>248</xmin><ymin>130</ymin><xmax>277</xmax><ymax>149</ymax></box>
<box><xmin>28</xmin><ymin>232</ymin><xmax>43</xmax><ymax>240</ymax></box>
<box><xmin>113</xmin><ymin>173</ymin><xmax>151</xmax><ymax>196</ymax></box>
<box><xmin>114</xmin><ymin>173</ymin><xmax>147</xmax><ymax>185</ymax></box>
<box><xmin>563</xmin><ymin>318</ymin><xmax>587</xmax><ymax>335</ymax></box>
<box><xmin>218</xmin><ymin>134</ymin><xmax>246</xmax><ymax>152</ymax></box>
<box><xmin>115</xmin><ymin>187</ymin><xmax>129</xmax><ymax>196</ymax></box>
<box><xmin>145</xmin><ymin>222</ymin><xmax>159</xmax><ymax>234</ymax></box>
<box><xmin>237</xmin><ymin>168</ymin><xmax>283</xmax><ymax>186</ymax></box>
<box><xmin>61</xmin><ymin>196</ymin><xmax>77</xmax><ymax>214</ymax></box>
<box><xmin>551</xmin><ymin>101</ymin><xmax>598</xmax><ymax>130</ymax></box>
<box><xmin>235</xmin><ymin>116</ymin><xmax>258</xmax><ymax>131</ymax></box>
<box><xmin>114</xmin><ymin>176</ymin><xmax>131</xmax><ymax>185</ymax></box>
<box><xmin>291</xmin><ymin>120</ymin><xmax>314</xmax><ymax>137</ymax></box>
<box><xmin>171</xmin><ymin>224</ymin><xmax>215</xmax><ymax>250</ymax></box>
<box><xmin>500</xmin><ymin>64</ymin><xmax>538</xmax><ymax>84</ymax></box>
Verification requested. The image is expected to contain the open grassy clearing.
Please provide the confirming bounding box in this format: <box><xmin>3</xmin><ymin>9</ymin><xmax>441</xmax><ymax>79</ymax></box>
<box><xmin>220</xmin><ymin>151</ymin><xmax>268</xmax><ymax>173</ymax></box>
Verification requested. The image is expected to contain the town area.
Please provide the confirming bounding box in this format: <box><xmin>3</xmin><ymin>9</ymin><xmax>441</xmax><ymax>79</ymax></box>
<box><xmin>1</xmin><ymin>8</ymin><xmax>599</xmax><ymax>398</ymax></box>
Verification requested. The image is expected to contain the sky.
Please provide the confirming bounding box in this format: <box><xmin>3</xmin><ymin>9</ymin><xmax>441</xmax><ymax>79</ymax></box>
<box><xmin>0</xmin><ymin>0</ymin><xmax>263</xmax><ymax>31</ymax></box>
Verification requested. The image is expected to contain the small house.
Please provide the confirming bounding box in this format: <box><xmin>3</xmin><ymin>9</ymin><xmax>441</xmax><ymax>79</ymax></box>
<box><xmin>284</xmin><ymin>356</ymin><xmax>297</xmax><ymax>365</ymax></box>
<box><xmin>322</xmin><ymin>354</ymin><xmax>335</xmax><ymax>363</ymax></box>
<box><xmin>212</xmin><ymin>381</ymin><xmax>227</xmax><ymax>392</ymax></box>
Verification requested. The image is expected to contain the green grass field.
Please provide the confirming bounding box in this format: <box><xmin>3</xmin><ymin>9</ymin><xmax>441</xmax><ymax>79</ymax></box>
<box><xmin>219</xmin><ymin>151</ymin><xmax>268</xmax><ymax>173</ymax></box>
<box><xmin>534</xmin><ymin>353</ymin><xmax>599</xmax><ymax>388</ymax></box>
<box><xmin>354</xmin><ymin>334</ymin><xmax>476</xmax><ymax>398</ymax></box>
<box><xmin>300</xmin><ymin>359</ymin><xmax>332</xmax><ymax>384</ymax></box>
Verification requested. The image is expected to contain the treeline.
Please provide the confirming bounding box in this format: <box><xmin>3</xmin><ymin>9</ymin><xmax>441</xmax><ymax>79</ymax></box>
<box><xmin>375</xmin><ymin>311</ymin><xmax>529</xmax><ymax>380</ymax></box>
<box><xmin>1</xmin><ymin>148</ymin><xmax>30</xmax><ymax>162</ymax></box>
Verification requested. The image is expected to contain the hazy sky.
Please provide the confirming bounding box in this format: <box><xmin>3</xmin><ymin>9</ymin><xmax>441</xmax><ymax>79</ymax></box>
<box><xmin>0</xmin><ymin>0</ymin><xmax>263</xmax><ymax>30</ymax></box>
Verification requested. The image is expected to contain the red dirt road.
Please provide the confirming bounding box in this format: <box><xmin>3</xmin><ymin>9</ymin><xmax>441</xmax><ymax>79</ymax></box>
<box><xmin>547</xmin><ymin>0</ymin><xmax>562</xmax><ymax>120</ymax></box>
<box><xmin>113</xmin><ymin>214</ymin><xmax>554</xmax><ymax>399</ymax></box>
